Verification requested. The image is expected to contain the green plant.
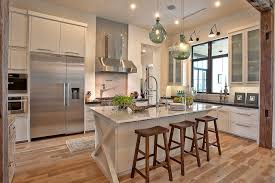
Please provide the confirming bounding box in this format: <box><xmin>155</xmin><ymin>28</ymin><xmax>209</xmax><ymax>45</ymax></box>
<box><xmin>112</xmin><ymin>95</ymin><xmax>133</xmax><ymax>109</ymax></box>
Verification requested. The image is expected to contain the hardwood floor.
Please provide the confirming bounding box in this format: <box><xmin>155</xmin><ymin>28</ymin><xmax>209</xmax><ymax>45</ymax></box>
<box><xmin>13</xmin><ymin>133</ymin><xmax>275</xmax><ymax>183</ymax></box>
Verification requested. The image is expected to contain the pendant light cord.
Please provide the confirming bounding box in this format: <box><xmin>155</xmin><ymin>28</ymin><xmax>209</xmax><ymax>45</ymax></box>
<box><xmin>181</xmin><ymin>0</ymin><xmax>184</xmax><ymax>34</ymax></box>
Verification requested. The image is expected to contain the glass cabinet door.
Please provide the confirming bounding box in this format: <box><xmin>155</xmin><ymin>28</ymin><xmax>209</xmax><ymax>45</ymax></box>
<box><xmin>231</xmin><ymin>33</ymin><xmax>243</xmax><ymax>82</ymax></box>
<box><xmin>168</xmin><ymin>51</ymin><xmax>174</xmax><ymax>83</ymax></box>
<box><xmin>175</xmin><ymin>60</ymin><xmax>182</xmax><ymax>83</ymax></box>
<box><xmin>247</xmin><ymin>29</ymin><xmax>260</xmax><ymax>82</ymax></box>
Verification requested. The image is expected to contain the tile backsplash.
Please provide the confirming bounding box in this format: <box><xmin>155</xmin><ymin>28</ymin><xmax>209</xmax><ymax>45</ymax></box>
<box><xmin>95</xmin><ymin>73</ymin><xmax>128</xmax><ymax>98</ymax></box>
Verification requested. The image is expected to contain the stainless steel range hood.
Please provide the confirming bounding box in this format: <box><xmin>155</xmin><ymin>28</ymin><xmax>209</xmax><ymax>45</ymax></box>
<box><xmin>96</xmin><ymin>57</ymin><xmax>137</xmax><ymax>73</ymax></box>
<box><xmin>95</xmin><ymin>18</ymin><xmax>137</xmax><ymax>73</ymax></box>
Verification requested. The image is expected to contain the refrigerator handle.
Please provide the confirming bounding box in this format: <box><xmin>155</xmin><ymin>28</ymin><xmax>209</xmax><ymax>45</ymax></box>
<box><xmin>63</xmin><ymin>83</ymin><xmax>67</xmax><ymax>106</ymax></box>
<box><xmin>67</xmin><ymin>83</ymin><xmax>70</xmax><ymax>106</ymax></box>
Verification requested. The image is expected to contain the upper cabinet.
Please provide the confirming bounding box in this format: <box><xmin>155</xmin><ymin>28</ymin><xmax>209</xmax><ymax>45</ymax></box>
<box><xmin>60</xmin><ymin>23</ymin><xmax>85</xmax><ymax>57</ymax></box>
<box><xmin>9</xmin><ymin>11</ymin><xmax>28</xmax><ymax>48</ymax></box>
<box><xmin>30</xmin><ymin>16</ymin><xmax>61</xmax><ymax>54</ymax></box>
<box><xmin>29</xmin><ymin>12</ymin><xmax>87</xmax><ymax>57</ymax></box>
<box><xmin>229</xmin><ymin>26</ymin><xmax>260</xmax><ymax>84</ymax></box>
<box><xmin>247</xmin><ymin>29</ymin><xmax>260</xmax><ymax>82</ymax></box>
<box><xmin>167</xmin><ymin>50</ymin><xmax>184</xmax><ymax>85</ymax></box>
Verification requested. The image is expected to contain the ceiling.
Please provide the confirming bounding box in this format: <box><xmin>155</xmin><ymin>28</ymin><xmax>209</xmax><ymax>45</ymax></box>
<box><xmin>25</xmin><ymin>0</ymin><xmax>253</xmax><ymax>34</ymax></box>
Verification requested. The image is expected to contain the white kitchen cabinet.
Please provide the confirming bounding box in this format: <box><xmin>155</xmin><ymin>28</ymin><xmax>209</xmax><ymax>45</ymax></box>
<box><xmin>207</xmin><ymin>105</ymin><xmax>259</xmax><ymax>140</ymax></box>
<box><xmin>9</xmin><ymin>12</ymin><xmax>28</xmax><ymax>47</ymax></box>
<box><xmin>60</xmin><ymin>23</ymin><xmax>85</xmax><ymax>57</ymax></box>
<box><xmin>167</xmin><ymin>51</ymin><xmax>184</xmax><ymax>85</ymax></box>
<box><xmin>207</xmin><ymin>107</ymin><xmax>230</xmax><ymax>133</ymax></box>
<box><xmin>9</xmin><ymin>48</ymin><xmax>27</xmax><ymax>71</ymax></box>
<box><xmin>30</xmin><ymin>16</ymin><xmax>61</xmax><ymax>54</ymax></box>
<box><xmin>230</xmin><ymin>107</ymin><xmax>259</xmax><ymax>140</ymax></box>
<box><xmin>14</xmin><ymin>114</ymin><xmax>28</xmax><ymax>142</ymax></box>
<box><xmin>85</xmin><ymin>105</ymin><xmax>95</xmax><ymax>132</ymax></box>
<box><xmin>229</xmin><ymin>26</ymin><xmax>260</xmax><ymax>84</ymax></box>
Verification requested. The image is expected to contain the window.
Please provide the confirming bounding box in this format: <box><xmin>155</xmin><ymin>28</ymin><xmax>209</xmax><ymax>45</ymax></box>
<box><xmin>192</xmin><ymin>38</ymin><xmax>229</xmax><ymax>93</ymax></box>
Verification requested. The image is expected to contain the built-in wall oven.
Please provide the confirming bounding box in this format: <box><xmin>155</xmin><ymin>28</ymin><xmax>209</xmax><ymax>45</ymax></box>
<box><xmin>8</xmin><ymin>74</ymin><xmax>27</xmax><ymax>94</ymax></box>
<box><xmin>8</xmin><ymin>97</ymin><xmax>27</xmax><ymax>114</ymax></box>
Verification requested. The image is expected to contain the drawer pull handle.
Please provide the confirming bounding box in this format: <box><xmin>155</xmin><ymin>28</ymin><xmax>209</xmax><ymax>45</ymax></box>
<box><xmin>235</xmin><ymin>112</ymin><xmax>252</xmax><ymax>116</ymax></box>
<box><xmin>37</xmin><ymin>48</ymin><xmax>54</xmax><ymax>52</ymax></box>
<box><xmin>65</xmin><ymin>51</ymin><xmax>80</xmax><ymax>55</ymax></box>
<box><xmin>235</xmin><ymin>123</ymin><xmax>252</xmax><ymax>128</ymax></box>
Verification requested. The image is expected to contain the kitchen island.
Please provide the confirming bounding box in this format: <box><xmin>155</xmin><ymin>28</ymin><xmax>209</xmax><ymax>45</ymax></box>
<box><xmin>89</xmin><ymin>103</ymin><xmax>220</xmax><ymax>183</ymax></box>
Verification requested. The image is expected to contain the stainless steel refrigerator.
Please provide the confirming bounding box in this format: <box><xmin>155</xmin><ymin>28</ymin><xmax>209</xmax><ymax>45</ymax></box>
<box><xmin>30</xmin><ymin>52</ymin><xmax>84</xmax><ymax>139</ymax></box>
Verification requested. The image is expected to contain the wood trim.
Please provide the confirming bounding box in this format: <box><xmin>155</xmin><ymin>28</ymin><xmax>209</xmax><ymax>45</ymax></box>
<box><xmin>0</xmin><ymin>0</ymin><xmax>9</xmax><ymax>182</ymax></box>
<box><xmin>247</xmin><ymin>0</ymin><xmax>273</xmax><ymax>12</ymax></box>
<box><xmin>259</xmin><ymin>10</ymin><xmax>274</xmax><ymax>149</ymax></box>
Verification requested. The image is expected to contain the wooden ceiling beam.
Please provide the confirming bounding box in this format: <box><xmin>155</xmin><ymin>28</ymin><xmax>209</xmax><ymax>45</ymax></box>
<box><xmin>247</xmin><ymin>0</ymin><xmax>273</xmax><ymax>12</ymax></box>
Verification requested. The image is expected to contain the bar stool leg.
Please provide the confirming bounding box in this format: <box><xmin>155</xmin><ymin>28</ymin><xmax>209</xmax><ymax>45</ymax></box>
<box><xmin>202</xmin><ymin>123</ymin><xmax>207</xmax><ymax>150</ymax></box>
<box><xmin>190</xmin><ymin>122</ymin><xmax>199</xmax><ymax>152</ymax></box>
<box><xmin>180</xmin><ymin>128</ymin><xmax>186</xmax><ymax>176</ymax></box>
<box><xmin>131</xmin><ymin>135</ymin><xmax>141</xmax><ymax>178</ymax></box>
<box><xmin>153</xmin><ymin>135</ymin><xmax>158</xmax><ymax>166</ymax></box>
<box><xmin>145</xmin><ymin>137</ymin><xmax>150</xmax><ymax>183</ymax></box>
<box><xmin>205</xmin><ymin>122</ymin><xmax>210</xmax><ymax>161</ymax></box>
<box><xmin>168</xmin><ymin>126</ymin><xmax>174</xmax><ymax>151</ymax></box>
<box><xmin>214</xmin><ymin>120</ymin><xmax>222</xmax><ymax>155</ymax></box>
<box><xmin>163</xmin><ymin>133</ymin><xmax>173</xmax><ymax>181</ymax></box>
<box><xmin>192</xmin><ymin>126</ymin><xmax>201</xmax><ymax>167</ymax></box>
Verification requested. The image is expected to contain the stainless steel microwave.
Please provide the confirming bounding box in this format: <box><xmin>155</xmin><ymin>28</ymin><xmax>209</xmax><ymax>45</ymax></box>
<box><xmin>8</xmin><ymin>74</ymin><xmax>27</xmax><ymax>94</ymax></box>
<box><xmin>8</xmin><ymin>97</ymin><xmax>27</xmax><ymax>114</ymax></box>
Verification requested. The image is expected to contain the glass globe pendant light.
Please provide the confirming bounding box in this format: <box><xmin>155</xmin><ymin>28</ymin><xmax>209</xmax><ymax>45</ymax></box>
<box><xmin>171</xmin><ymin>0</ymin><xmax>191</xmax><ymax>60</ymax></box>
<box><xmin>149</xmin><ymin>0</ymin><xmax>167</xmax><ymax>44</ymax></box>
<box><xmin>172</xmin><ymin>34</ymin><xmax>191</xmax><ymax>60</ymax></box>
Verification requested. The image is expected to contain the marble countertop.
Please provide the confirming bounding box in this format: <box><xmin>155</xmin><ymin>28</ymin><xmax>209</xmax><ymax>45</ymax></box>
<box><xmin>90</xmin><ymin>103</ymin><xmax>220</xmax><ymax>124</ymax></box>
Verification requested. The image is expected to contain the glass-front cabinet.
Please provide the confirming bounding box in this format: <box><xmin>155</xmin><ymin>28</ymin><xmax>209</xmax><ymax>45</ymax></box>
<box><xmin>231</xmin><ymin>33</ymin><xmax>243</xmax><ymax>82</ymax></box>
<box><xmin>229</xmin><ymin>26</ymin><xmax>260</xmax><ymax>84</ymax></box>
<box><xmin>247</xmin><ymin>29</ymin><xmax>260</xmax><ymax>82</ymax></box>
<box><xmin>168</xmin><ymin>50</ymin><xmax>183</xmax><ymax>85</ymax></box>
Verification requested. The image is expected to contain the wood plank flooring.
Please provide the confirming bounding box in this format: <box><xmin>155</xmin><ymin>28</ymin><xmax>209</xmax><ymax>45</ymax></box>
<box><xmin>13</xmin><ymin>132</ymin><xmax>275</xmax><ymax>183</ymax></box>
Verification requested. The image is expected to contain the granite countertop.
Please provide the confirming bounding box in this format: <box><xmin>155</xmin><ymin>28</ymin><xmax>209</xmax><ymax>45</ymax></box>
<box><xmin>90</xmin><ymin>103</ymin><xmax>220</xmax><ymax>124</ymax></box>
<box><xmin>194</xmin><ymin>99</ymin><xmax>259</xmax><ymax>109</ymax></box>
<box><xmin>85</xmin><ymin>98</ymin><xmax>149</xmax><ymax>105</ymax></box>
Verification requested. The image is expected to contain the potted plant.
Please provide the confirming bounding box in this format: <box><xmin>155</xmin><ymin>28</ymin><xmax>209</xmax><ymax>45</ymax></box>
<box><xmin>112</xmin><ymin>95</ymin><xmax>133</xmax><ymax>110</ymax></box>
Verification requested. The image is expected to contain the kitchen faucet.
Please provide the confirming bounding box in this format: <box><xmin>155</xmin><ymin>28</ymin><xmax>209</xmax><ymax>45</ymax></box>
<box><xmin>144</xmin><ymin>76</ymin><xmax>159</xmax><ymax>109</ymax></box>
<box><xmin>100</xmin><ymin>84</ymin><xmax>115</xmax><ymax>99</ymax></box>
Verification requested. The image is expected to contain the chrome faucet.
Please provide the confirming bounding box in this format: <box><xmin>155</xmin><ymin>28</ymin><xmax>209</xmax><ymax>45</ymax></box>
<box><xmin>144</xmin><ymin>76</ymin><xmax>159</xmax><ymax>109</ymax></box>
<box><xmin>100</xmin><ymin>84</ymin><xmax>115</xmax><ymax>99</ymax></box>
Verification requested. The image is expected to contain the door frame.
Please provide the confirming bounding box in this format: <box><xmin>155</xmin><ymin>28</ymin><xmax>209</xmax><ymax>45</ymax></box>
<box><xmin>0</xmin><ymin>0</ymin><xmax>9</xmax><ymax>182</ymax></box>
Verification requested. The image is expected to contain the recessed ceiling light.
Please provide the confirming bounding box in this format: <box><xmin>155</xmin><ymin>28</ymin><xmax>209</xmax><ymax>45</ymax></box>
<box><xmin>130</xmin><ymin>3</ymin><xmax>136</xmax><ymax>10</ymax></box>
<box><xmin>155</xmin><ymin>12</ymin><xmax>160</xmax><ymax>18</ymax></box>
<box><xmin>214</xmin><ymin>1</ymin><xmax>221</xmax><ymax>7</ymax></box>
<box><xmin>174</xmin><ymin>20</ymin><xmax>179</xmax><ymax>25</ymax></box>
<box><xmin>142</xmin><ymin>49</ymin><xmax>147</xmax><ymax>53</ymax></box>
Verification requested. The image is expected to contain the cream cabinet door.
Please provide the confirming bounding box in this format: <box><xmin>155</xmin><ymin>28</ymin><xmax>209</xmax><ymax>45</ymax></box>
<box><xmin>9</xmin><ymin>12</ymin><xmax>28</xmax><ymax>47</ymax></box>
<box><xmin>9</xmin><ymin>48</ymin><xmax>27</xmax><ymax>71</ymax></box>
<box><xmin>30</xmin><ymin>16</ymin><xmax>60</xmax><ymax>54</ymax></box>
<box><xmin>60</xmin><ymin>23</ymin><xmax>85</xmax><ymax>57</ymax></box>
<box><xmin>14</xmin><ymin>115</ymin><xmax>28</xmax><ymax>142</ymax></box>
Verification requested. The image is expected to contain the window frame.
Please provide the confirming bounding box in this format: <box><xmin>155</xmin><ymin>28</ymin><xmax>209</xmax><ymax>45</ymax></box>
<box><xmin>191</xmin><ymin>37</ymin><xmax>229</xmax><ymax>94</ymax></box>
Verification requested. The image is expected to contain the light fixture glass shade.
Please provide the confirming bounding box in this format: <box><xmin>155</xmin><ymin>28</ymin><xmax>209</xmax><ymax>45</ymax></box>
<box><xmin>149</xmin><ymin>18</ymin><xmax>167</xmax><ymax>44</ymax></box>
<box><xmin>171</xmin><ymin>34</ymin><xmax>191</xmax><ymax>60</ymax></box>
<box><xmin>189</xmin><ymin>36</ymin><xmax>194</xmax><ymax>43</ymax></box>
<box><xmin>208</xmin><ymin>29</ymin><xmax>215</xmax><ymax>38</ymax></box>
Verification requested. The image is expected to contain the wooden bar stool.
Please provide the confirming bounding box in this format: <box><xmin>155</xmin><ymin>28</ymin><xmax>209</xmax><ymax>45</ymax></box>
<box><xmin>168</xmin><ymin>120</ymin><xmax>201</xmax><ymax>176</ymax></box>
<box><xmin>192</xmin><ymin>115</ymin><xmax>222</xmax><ymax>161</ymax></box>
<box><xmin>131</xmin><ymin>126</ymin><xmax>173</xmax><ymax>183</ymax></box>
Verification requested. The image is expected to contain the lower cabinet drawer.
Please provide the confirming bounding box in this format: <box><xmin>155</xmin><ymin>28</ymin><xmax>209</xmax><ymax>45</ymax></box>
<box><xmin>231</xmin><ymin>122</ymin><xmax>258</xmax><ymax>140</ymax></box>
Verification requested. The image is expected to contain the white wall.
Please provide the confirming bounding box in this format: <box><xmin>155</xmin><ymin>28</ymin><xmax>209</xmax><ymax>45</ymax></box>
<box><xmin>162</xmin><ymin>8</ymin><xmax>260</xmax><ymax>99</ymax></box>
<box><xmin>11</xmin><ymin>0</ymin><xmax>96</xmax><ymax>98</ymax></box>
